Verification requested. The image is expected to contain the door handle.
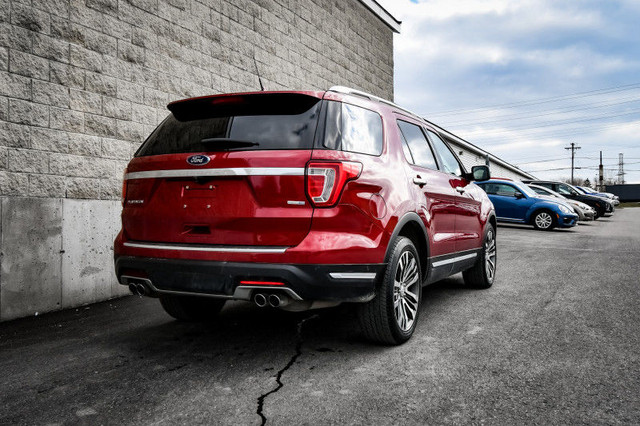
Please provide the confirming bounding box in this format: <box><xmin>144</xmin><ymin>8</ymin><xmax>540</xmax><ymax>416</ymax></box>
<box><xmin>455</xmin><ymin>186</ymin><xmax>466</xmax><ymax>194</ymax></box>
<box><xmin>413</xmin><ymin>177</ymin><xmax>427</xmax><ymax>187</ymax></box>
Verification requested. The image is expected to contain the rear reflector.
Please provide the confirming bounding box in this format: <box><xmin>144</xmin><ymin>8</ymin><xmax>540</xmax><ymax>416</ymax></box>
<box><xmin>306</xmin><ymin>161</ymin><xmax>362</xmax><ymax>207</ymax></box>
<box><xmin>121</xmin><ymin>167</ymin><xmax>128</xmax><ymax>206</ymax></box>
<box><xmin>239</xmin><ymin>280</ymin><xmax>285</xmax><ymax>286</ymax></box>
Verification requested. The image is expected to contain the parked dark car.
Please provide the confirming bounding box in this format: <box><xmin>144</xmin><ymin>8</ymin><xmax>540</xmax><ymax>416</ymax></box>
<box><xmin>522</xmin><ymin>180</ymin><xmax>611</xmax><ymax>218</ymax></box>
<box><xmin>577</xmin><ymin>186</ymin><xmax>620</xmax><ymax>206</ymax></box>
<box><xmin>114</xmin><ymin>86</ymin><xmax>497</xmax><ymax>345</ymax></box>
<box><xmin>476</xmin><ymin>179</ymin><xmax>578</xmax><ymax>230</ymax></box>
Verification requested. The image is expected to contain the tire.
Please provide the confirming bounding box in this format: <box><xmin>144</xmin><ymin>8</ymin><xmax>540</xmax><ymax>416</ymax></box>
<box><xmin>532</xmin><ymin>209</ymin><xmax>556</xmax><ymax>230</ymax></box>
<box><xmin>462</xmin><ymin>223</ymin><xmax>496</xmax><ymax>289</ymax></box>
<box><xmin>159</xmin><ymin>295</ymin><xmax>226</xmax><ymax>321</ymax></box>
<box><xmin>358</xmin><ymin>237</ymin><xmax>422</xmax><ymax>345</ymax></box>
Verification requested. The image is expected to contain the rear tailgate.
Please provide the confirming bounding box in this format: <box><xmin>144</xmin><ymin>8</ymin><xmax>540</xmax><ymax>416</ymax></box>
<box><xmin>122</xmin><ymin>92</ymin><xmax>323</xmax><ymax>247</ymax></box>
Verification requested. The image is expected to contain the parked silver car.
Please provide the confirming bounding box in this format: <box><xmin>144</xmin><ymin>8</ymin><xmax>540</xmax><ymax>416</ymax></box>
<box><xmin>527</xmin><ymin>184</ymin><xmax>595</xmax><ymax>221</ymax></box>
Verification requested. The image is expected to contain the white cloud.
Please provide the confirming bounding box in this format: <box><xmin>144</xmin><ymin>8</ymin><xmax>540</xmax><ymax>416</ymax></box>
<box><xmin>376</xmin><ymin>0</ymin><xmax>640</xmax><ymax>183</ymax></box>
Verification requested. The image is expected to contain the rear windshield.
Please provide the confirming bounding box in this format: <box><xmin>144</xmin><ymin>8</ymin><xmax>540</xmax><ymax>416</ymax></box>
<box><xmin>136</xmin><ymin>94</ymin><xmax>322</xmax><ymax>156</ymax></box>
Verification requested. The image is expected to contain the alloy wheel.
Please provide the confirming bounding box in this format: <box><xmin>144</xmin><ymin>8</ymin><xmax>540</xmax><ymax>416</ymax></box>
<box><xmin>535</xmin><ymin>212</ymin><xmax>553</xmax><ymax>229</ymax></box>
<box><xmin>393</xmin><ymin>251</ymin><xmax>420</xmax><ymax>331</ymax></box>
<box><xmin>485</xmin><ymin>229</ymin><xmax>496</xmax><ymax>281</ymax></box>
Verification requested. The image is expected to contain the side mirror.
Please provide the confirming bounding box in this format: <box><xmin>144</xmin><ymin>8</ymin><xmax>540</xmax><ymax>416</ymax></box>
<box><xmin>470</xmin><ymin>165</ymin><xmax>490</xmax><ymax>181</ymax></box>
<box><xmin>514</xmin><ymin>191</ymin><xmax>524</xmax><ymax>199</ymax></box>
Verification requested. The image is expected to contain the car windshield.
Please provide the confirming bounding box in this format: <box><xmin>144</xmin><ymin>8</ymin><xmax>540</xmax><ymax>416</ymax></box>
<box><xmin>514</xmin><ymin>182</ymin><xmax>537</xmax><ymax>197</ymax></box>
<box><xmin>530</xmin><ymin>185</ymin><xmax>566</xmax><ymax>199</ymax></box>
<box><xmin>556</xmin><ymin>184</ymin><xmax>581</xmax><ymax>196</ymax></box>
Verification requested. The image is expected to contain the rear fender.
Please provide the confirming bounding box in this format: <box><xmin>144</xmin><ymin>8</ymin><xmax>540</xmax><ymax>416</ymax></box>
<box><xmin>384</xmin><ymin>212</ymin><xmax>430</xmax><ymax>278</ymax></box>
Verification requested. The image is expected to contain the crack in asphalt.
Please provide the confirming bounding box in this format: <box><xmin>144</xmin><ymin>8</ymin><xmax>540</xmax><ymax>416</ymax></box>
<box><xmin>256</xmin><ymin>314</ymin><xmax>318</xmax><ymax>425</ymax></box>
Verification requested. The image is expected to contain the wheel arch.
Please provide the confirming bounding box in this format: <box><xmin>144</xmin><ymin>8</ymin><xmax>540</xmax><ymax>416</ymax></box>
<box><xmin>488</xmin><ymin>212</ymin><xmax>497</xmax><ymax>234</ymax></box>
<box><xmin>384</xmin><ymin>212</ymin><xmax>430</xmax><ymax>279</ymax></box>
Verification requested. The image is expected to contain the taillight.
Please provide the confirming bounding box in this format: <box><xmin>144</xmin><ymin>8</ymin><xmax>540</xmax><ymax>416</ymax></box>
<box><xmin>121</xmin><ymin>167</ymin><xmax>128</xmax><ymax>206</ymax></box>
<box><xmin>305</xmin><ymin>161</ymin><xmax>362</xmax><ymax>207</ymax></box>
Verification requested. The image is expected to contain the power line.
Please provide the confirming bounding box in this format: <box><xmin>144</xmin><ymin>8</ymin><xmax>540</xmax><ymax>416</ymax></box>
<box><xmin>516</xmin><ymin>158</ymin><xmax>568</xmax><ymax>165</ymax></box>
<box><xmin>425</xmin><ymin>82</ymin><xmax>640</xmax><ymax>117</ymax></box>
<box><xmin>441</xmin><ymin>97</ymin><xmax>640</xmax><ymax>127</ymax></box>
<box><xmin>463</xmin><ymin>120</ymin><xmax>640</xmax><ymax>145</ymax></box>
<box><xmin>458</xmin><ymin>109</ymin><xmax>640</xmax><ymax>134</ymax></box>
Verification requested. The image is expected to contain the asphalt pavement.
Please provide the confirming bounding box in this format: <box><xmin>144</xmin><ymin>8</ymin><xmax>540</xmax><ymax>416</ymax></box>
<box><xmin>1</xmin><ymin>209</ymin><xmax>639</xmax><ymax>425</ymax></box>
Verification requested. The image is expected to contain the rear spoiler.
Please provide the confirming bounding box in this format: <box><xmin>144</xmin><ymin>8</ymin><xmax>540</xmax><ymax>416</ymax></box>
<box><xmin>168</xmin><ymin>92</ymin><xmax>323</xmax><ymax>121</ymax></box>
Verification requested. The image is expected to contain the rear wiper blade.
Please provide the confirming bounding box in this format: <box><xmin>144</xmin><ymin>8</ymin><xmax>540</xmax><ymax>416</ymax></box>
<box><xmin>199</xmin><ymin>138</ymin><xmax>259</xmax><ymax>149</ymax></box>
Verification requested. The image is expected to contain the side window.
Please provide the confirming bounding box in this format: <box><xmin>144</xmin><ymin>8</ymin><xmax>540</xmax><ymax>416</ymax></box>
<box><xmin>556</xmin><ymin>184</ymin><xmax>574</xmax><ymax>195</ymax></box>
<box><xmin>427</xmin><ymin>130</ymin><xmax>462</xmax><ymax>176</ymax></box>
<box><xmin>322</xmin><ymin>102</ymin><xmax>383</xmax><ymax>156</ymax></box>
<box><xmin>495</xmin><ymin>184</ymin><xmax>518</xmax><ymax>197</ymax></box>
<box><xmin>341</xmin><ymin>103</ymin><xmax>383</xmax><ymax>155</ymax></box>
<box><xmin>396</xmin><ymin>120</ymin><xmax>438</xmax><ymax>170</ymax></box>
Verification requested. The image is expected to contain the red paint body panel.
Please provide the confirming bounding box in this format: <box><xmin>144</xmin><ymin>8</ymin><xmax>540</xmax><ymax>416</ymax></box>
<box><xmin>123</xmin><ymin>150</ymin><xmax>313</xmax><ymax>247</ymax></box>
<box><xmin>115</xmin><ymin>89</ymin><xmax>495</xmax><ymax>296</ymax></box>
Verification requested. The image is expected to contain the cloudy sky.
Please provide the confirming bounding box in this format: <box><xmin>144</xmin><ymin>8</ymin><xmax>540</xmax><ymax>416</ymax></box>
<box><xmin>376</xmin><ymin>0</ymin><xmax>640</xmax><ymax>184</ymax></box>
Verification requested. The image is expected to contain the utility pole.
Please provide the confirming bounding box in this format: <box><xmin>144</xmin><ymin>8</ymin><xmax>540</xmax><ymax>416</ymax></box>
<box><xmin>598</xmin><ymin>151</ymin><xmax>604</xmax><ymax>191</ymax></box>
<box><xmin>565</xmin><ymin>143</ymin><xmax>581</xmax><ymax>185</ymax></box>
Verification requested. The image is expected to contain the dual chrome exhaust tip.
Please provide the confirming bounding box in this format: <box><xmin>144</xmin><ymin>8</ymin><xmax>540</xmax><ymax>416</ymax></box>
<box><xmin>128</xmin><ymin>282</ymin><xmax>150</xmax><ymax>296</ymax></box>
<box><xmin>253</xmin><ymin>292</ymin><xmax>289</xmax><ymax>308</ymax></box>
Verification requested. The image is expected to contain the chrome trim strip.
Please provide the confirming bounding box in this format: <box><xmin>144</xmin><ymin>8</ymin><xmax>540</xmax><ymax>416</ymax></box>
<box><xmin>329</xmin><ymin>272</ymin><xmax>377</xmax><ymax>280</ymax></box>
<box><xmin>497</xmin><ymin>217</ymin><xmax>526</xmax><ymax>223</ymax></box>
<box><xmin>123</xmin><ymin>242</ymin><xmax>288</xmax><ymax>253</ymax></box>
<box><xmin>125</xmin><ymin>167</ymin><xmax>305</xmax><ymax>180</ymax></box>
<box><xmin>431</xmin><ymin>253</ymin><xmax>477</xmax><ymax>268</ymax></box>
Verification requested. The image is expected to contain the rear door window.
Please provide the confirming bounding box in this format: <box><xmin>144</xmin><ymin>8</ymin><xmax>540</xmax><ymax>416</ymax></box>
<box><xmin>396</xmin><ymin>120</ymin><xmax>438</xmax><ymax>170</ymax></box>
<box><xmin>136</xmin><ymin>94</ymin><xmax>322</xmax><ymax>156</ymax></box>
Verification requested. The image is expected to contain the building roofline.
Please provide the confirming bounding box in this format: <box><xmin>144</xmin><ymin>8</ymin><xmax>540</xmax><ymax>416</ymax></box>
<box><xmin>424</xmin><ymin>119</ymin><xmax>536</xmax><ymax>180</ymax></box>
<box><xmin>357</xmin><ymin>0</ymin><xmax>401</xmax><ymax>33</ymax></box>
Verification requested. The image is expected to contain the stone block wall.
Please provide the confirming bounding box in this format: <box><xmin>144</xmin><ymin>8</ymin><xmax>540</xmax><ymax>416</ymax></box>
<box><xmin>0</xmin><ymin>0</ymin><xmax>395</xmax><ymax>320</ymax></box>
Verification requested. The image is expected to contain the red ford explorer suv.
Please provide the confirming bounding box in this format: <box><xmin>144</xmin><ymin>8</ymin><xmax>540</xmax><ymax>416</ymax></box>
<box><xmin>115</xmin><ymin>86</ymin><xmax>497</xmax><ymax>344</ymax></box>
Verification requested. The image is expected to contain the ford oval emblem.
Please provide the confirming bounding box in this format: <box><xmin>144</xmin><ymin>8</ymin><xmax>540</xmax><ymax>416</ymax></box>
<box><xmin>187</xmin><ymin>155</ymin><xmax>210</xmax><ymax>166</ymax></box>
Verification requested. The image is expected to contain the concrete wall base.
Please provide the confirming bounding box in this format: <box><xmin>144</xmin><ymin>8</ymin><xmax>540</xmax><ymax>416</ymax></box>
<box><xmin>0</xmin><ymin>197</ymin><xmax>127</xmax><ymax>321</ymax></box>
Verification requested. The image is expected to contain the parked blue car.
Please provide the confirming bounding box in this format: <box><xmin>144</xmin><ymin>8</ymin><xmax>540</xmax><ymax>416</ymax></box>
<box><xmin>476</xmin><ymin>179</ymin><xmax>578</xmax><ymax>230</ymax></box>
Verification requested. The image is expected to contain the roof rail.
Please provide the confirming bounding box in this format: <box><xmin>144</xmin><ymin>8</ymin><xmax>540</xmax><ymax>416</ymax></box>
<box><xmin>327</xmin><ymin>86</ymin><xmax>422</xmax><ymax>120</ymax></box>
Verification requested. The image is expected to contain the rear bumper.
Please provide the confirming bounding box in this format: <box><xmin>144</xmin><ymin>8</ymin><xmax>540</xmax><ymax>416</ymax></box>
<box><xmin>115</xmin><ymin>256</ymin><xmax>384</xmax><ymax>302</ymax></box>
